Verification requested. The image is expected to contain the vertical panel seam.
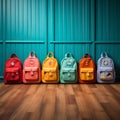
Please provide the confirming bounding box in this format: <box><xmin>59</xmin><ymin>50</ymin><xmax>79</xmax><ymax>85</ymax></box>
<box><xmin>46</xmin><ymin>0</ymin><xmax>48</xmax><ymax>53</ymax></box>
<box><xmin>93</xmin><ymin>0</ymin><xmax>96</xmax><ymax>61</ymax></box>
<box><xmin>3</xmin><ymin>0</ymin><xmax>6</xmax><ymax>76</ymax></box>
<box><xmin>54</xmin><ymin>0</ymin><xmax>55</xmax><ymax>53</ymax></box>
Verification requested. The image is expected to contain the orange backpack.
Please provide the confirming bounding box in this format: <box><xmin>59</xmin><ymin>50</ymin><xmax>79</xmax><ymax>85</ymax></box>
<box><xmin>42</xmin><ymin>52</ymin><xmax>59</xmax><ymax>83</ymax></box>
<box><xmin>79</xmin><ymin>53</ymin><xmax>96</xmax><ymax>83</ymax></box>
<box><xmin>23</xmin><ymin>51</ymin><xmax>41</xmax><ymax>83</ymax></box>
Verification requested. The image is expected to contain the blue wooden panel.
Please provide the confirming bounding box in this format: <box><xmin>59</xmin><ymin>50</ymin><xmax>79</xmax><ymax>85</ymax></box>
<box><xmin>0</xmin><ymin>0</ymin><xmax>3</xmax><ymax>40</ymax></box>
<box><xmin>4</xmin><ymin>0</ymin><xmax>47</xmax><ymax>41</ymax></box>
<box><xmin>54</xmin><ymin>0</ymin><xmax>93</xmax><ymax>41</ymax></box>
<box><xmin>6</xmin><ymin>0</ymin><xmax>11</xmax><ymax>40</ymax></box>
<box><xmin>96</xmin><ymin>0</ymin><xmax>120</xmax><ymax>41</ymax></box>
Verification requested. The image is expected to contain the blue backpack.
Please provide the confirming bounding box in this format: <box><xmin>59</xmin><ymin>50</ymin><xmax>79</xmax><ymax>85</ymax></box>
<box><xmin>60</xmin><ymin>53</ymin><xmax>77</xmax><ymax>83</ymax></box>
<box><xmin>97</xmin><ymin>52</ymin><xmax>115</xmax><ymax>83</ymax></box>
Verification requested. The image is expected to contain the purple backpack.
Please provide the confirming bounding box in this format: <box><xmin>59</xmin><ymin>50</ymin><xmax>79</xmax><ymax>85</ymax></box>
<box><xmin>97</xmin><ymin>52</ymin><xmax>115</xmax><ymax>83</ymax></box>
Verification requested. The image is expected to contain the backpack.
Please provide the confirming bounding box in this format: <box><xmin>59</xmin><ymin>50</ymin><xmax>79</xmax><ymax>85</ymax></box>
<box><xmin>97</xmin><ymin>52</ymin><xmax>115</xmax><ymax>83</ymax></box>
<box><xmin>60</xmin><ymin>53</ymin><xmax>77</xmax><ymax>83</ymax></box>
<box><xmin>23</xmin><ymin>51</ymin><xmax>41</xmax><ymax>83</ymax></box>
<box><xmin>4</xmin><ymin>53</ymin><xmax>23</xmax><ymax>84</ymax></box>
<box><xmin>42</xmin><ymin>52</ymin><xmax>59</xmax><ymax>83</ymax></box>
<box><xmin>79</xmin><ymin>53</ymin><xmax>96</xmax><ymax>83</ymax></box>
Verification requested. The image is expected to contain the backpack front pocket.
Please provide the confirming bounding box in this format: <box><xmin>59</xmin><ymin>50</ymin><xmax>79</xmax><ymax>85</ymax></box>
<box><xmin>43</xmin><ymin>68</ymin><xmax>57</xmax><ymax>81</ymax></box>
<box><xmin>80</xmin><ymin>68</ymin><xmax>94</xmax><ymax>80</ymax></box>
<box><xmin>62</xmin><ymin>69</ymin><xmax>76</xmax><ymax>81</ymax></box>
<box><xmin>100</xmin><ymin>70</ymin><xmax>114</xmax><ymax>81</ymax></box>
<box><xmin>24</xmin><ymin>67</ymin><xmax>39</xmax><ymax>81</ymax></box>
<box><xmin>5</xmin><ymin>68</ymin><xmax>20</xmax><ymax>81</ymax></box>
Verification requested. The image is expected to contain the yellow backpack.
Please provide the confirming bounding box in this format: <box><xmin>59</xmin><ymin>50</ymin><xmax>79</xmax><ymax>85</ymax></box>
<box><xmin>42</xmin><ymin>52</ymin><xmax>59</xmax><ymax>83</ymax></box>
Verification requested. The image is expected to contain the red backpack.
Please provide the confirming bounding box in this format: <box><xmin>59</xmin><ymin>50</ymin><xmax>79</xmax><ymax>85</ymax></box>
<box><xmin>23</xmin><ymin>51</ymin><xmax>41</xmax><ymax>83</ymax></box>
<box><xmin>4</xmin><ymin>53</ymin><xmax>23</xmax><ymax>84</ymax></box>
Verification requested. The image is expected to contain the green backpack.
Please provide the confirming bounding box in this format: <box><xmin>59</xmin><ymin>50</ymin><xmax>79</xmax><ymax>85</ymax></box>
<box><xmin>60</xmin><ymin>53</ymin><xmax>77</xmax><ymax>83</ymax></box>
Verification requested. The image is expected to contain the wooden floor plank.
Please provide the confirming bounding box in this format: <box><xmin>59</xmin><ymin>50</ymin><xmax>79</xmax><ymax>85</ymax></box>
<box><xmin>54</xmin><ymin>85</ymin><xmax>67</xmax><ymax>120</ymax></box>
<box><xmin>111</xmin><ymin>84</ymin><xmax>120</xmax><ymax>93</ymax></box>
<box><xmin>75</xmin><ymin>94</ymin><xmax>92</xmax><ymax>120</ymax></box>
<box><xmin>92</xmin><ymin>111</ymin><xmax>110</xmax><ymax>120</ymax></box>
<box><xmin>101</xmin><ymin>103</ymin><xmax>120</xmax><ymax>120</ymax></box>
<box><xmin>65</xmin><ymin>85</ymin><xmax>81</xmax><ymax>120</ymax></box>
<box><xmin>0</xmin><ymin>83</ymin><xmax>119</xmax><ymax>120</ymax></box>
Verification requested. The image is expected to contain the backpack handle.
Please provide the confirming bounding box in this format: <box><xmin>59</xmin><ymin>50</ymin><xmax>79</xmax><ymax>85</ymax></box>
<box><xmin>83</xmin><ymin>53</ymin><xmax>91</xmax><ymax>58</ymax></box>
<box><xmin>65</xmin><ymin>53</ymin><xmax>72</xmax><ymax>58</ymax></box>
<box><xmin>29</xmin><ymin>51</ymin><xmax>36</xmax><ymax>58</ymax></box>
<box><xmin>101</xmin><ymin>52</ymin><xmax>108</xmax><ymax>58</ymax></box>
<box><xmin>47</xmin><ymin>52</ymin><xmax>54</xmax><ymax>58</ymax></box>
<box><xmin>10</xmin><ymin>53</ymin><xmax>17</xmax><ymax>58</ymax></box>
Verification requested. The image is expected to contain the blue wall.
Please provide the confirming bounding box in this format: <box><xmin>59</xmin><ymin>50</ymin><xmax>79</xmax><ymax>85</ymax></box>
<box><xmin>0</xmin><ymin>0</ymin><xmax>120</xmax><ymax>81</ymax></box>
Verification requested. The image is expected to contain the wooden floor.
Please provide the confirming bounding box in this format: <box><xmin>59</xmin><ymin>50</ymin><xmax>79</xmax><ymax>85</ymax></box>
<box><xmin>0</xmin><ymin>83</ymin><xmax>120</xmax><ymax>120</ymax></box>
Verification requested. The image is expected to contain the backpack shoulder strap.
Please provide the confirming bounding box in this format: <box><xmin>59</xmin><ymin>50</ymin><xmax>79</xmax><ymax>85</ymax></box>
<box><xmin>29</xmin><ymin>51</ymin><xmax>36</xmax><ymax>58</ymax></box>
<box><xmin>47</xmin><ymin>52</ymin><xmax>54</xmax><ymax>58</ymax></box>
<box><xmin>101</xmin><ymin>52</ymin><xmax>108</xmax><ymax>58</ymax></box>
<box><xmin>83</xmin><ymin>53</ymin><xmax>91</xmax><ymax>58</ymax></box>
<box><xmin>10</xmin><ymin>53</ymin><xmax>17</xmax><ymax>58</ymax></box>
<box><xmin>65</xmin><ymin>53</ymin><xmax>72</xmax><ymax>58</ymax></box>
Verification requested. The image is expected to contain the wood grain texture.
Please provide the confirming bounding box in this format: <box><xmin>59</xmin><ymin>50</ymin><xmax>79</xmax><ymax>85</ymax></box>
<box><xmin>0</xmin><ymin>83</ymin><xmax>120</xmax><ymax>120</ymax></box>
